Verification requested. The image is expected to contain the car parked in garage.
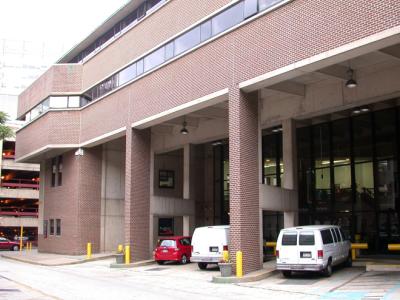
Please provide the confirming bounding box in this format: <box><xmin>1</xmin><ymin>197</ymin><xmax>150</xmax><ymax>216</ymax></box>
<box><xmin>276</xmin><ymin>225</ymin><xmax>352</xmax><ymax>277</ymax></box>
<box><xmin>0</xmin><ymin>237</ymin><xmax>20</xmax><ymax>251</ymax></box>
<box><xmin>154</xmin><ymin>236</ymin><xmax>192</xmax><ymax>265</ymax></box>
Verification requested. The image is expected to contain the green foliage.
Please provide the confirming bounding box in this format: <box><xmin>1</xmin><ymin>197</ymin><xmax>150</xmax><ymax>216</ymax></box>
<box><xmin>0</xmin><ymin>111</ymin><xmax>14</xmax><ymax>140</ymax></box>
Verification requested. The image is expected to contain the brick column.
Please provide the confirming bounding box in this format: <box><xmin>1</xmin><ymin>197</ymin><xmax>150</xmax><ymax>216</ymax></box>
<box><xmin>125</xmin><ymin>127</ymin><xmax>151</xmax><ymax>261</ymax></box>
<box><xmin>228</xmin><ymin>87</ymin><xmax>262</xmax><ymax>274</ymax></box>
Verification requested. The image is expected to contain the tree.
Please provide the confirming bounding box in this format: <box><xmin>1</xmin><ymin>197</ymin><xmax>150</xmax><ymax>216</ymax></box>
<box><xmin>0</xmin><ymin>111</ymin><xmax>14</xmax><ymax>140</ymax></box>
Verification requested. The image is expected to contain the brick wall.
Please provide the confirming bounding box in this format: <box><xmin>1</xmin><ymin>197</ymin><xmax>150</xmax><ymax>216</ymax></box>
<box><xmin>228</xmin><ymin>89</ymin><xmax>261</xmax><ymax>274</ymax></box>
<box><xmin>38</xmin><ymin>147</ymin><xmax>102</xmax><ymax>254</ymax></box>
<box><xmin>124</xmin><ymin>128</ymin><xmax>151</xmax><ymax>260</ymax></box>
<box><xmin>18</xmin><ymin>64</ymin><xmax>82</xmax><ymax>118</ymax></box>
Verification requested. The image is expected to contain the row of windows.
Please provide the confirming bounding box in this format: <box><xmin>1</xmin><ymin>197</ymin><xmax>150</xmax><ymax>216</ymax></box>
<box><xmin>51</xmin><ymin>155</ymin><xmax>63</xmax><ymax>187</ymax></box>
<box><xmin>83</xmin><ymin>0</ymin><xmax>285</xmax><ymax>102</ymax></box>
<box><xmin>69</xmin><ymin>0</ymin><xmax>166</xmax><ymax>63</ymax></box>
<box><xmin>23</xmin><ymin>0</ymin><xmax>285</xmax><ymax>124</ymax></box>
<box><xmin>24</xmin><ymin>96</ymin><xmax>89</xmax><ymax>122</ymax></box>
<box><xmin>43</xmin><ymin>219</ymin><xmax>61</xmax><ymax>237</ymax></box>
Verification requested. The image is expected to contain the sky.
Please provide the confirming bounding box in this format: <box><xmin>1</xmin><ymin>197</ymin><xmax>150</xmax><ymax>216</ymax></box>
<box><xmin>0</xmin><ymin>0</ymin><xmax>129</xmax><ymax>60</ymax></box>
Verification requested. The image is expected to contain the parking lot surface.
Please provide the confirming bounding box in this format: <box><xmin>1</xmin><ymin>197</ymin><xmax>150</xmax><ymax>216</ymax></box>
<box><xmin>1</xmin><ymin>254</ymin><xmax>400</xmax><ymax>299</ymax></box>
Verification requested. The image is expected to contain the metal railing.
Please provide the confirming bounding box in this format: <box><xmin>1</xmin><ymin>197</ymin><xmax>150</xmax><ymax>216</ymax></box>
<box><xmin>0</xmin><ymin>179</ymin><xmax>39</xmax><ymax>190</ymax></box>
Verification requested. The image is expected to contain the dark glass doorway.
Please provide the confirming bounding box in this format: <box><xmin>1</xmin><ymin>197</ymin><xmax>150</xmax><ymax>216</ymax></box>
<box><xmin>213</xmin><ymin>142</ymin><xmax>229</xmax><ymax>225</ymax></box>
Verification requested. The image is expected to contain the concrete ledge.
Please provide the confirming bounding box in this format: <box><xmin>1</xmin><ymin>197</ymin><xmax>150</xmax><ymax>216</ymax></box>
<box><xmin>1</xmin><ymin>252</ymin><xmax>116</xmax><ymax>266</ymax></box>
<box><xmin>110</xmin><ymin>260</ymin><xmax>155</xmax><ymax>268</ymax></box>
<box><xmin>212</xmin><ymin>268</ymin><xmax>278</xmax><ymax>283</ymax></box>
<box><xmin>366</xmin><ymin>264</ymin><xmax>400</xmax><ymax>272</ymax></box>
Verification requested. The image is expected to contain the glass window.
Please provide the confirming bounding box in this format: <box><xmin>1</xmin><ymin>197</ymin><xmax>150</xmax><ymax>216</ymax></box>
<box><xmin>159</xmin><ymin>239</ymin><xmax>176</xmax><ymax>247</ymax></box>
<box><xmin>297</xmin><ymin>127</ymin><xmax>311</xmax><ymax>172</ymax></box>
<box><xmin>49</xmin><ymin>96</ymin><xmax>68</xmax><ymax>108</ymax></box>
<box><xmin>200</xmin><ymin>21</ymin><xmax>212</xmax><ymax>42</ymax></box>
<box><xmin>313</xmin><ymin>123</ymin><xmax>330</xmax><ymax>168</ymax></box>
<box><xmin>244</xmin><ymin>0</ymin><xmax>258</xmax><ymax>18</ymax></box>
<box><xmin>262</xmin><ymin>131</ymin><xmax>282</xmax><ymax>186</ymax></box>
<box><xmin>339</xmin><ymin>228</ymin><xmax>349</xmax><ymax>241</ymax></box>
<box><xmin>25</xmin><ymin>111</ymin><xmax>31</xmax><ymax>122</ymax></box>
<box><xmin>56</xmin><ymin>219</ymin><xmax>61</xmax><ymax>236</ymax></box>
<box><xmin>331</xmin><ymin>228</ymin><xmax>338</xmax><ymax>242</ymax></box>
<box><xmin>332</xmin><ymin>119</ymin><xmax>350</xmax><ymax>165</ymax></box>
<box><xmin>353</xmin><ymin>114</ymin><xmax>372</xmax><ymax>163</ymax></box>
<box><xmin>259</xmin><ymin>0</ymin><xmax>282</xmax><ymax>11</ymax></box>
<box><xmin>315</xmin><ymin>168</ymin><xmax>331</xmax><ymax>212</ymax></box>
<box><xmin>282</xmin><ymin>232</ymin><xmax>297</xmax><ymax>245</ymax></box>
<box><xmin>180</xmin><ymin>238</ymin><xmax>191</xmax><ymax>246</ymax></box>
<box><xmin>299</xmin><ymin>232</ymin><xmax>315</xmax><ymax>245</ymax></box>
<box><xmin>43</xmin><ymin>220</ymin><xmax>48</xmax><ymax>238</ymax></box>
<box><xmin>30</xmin><ymin>104</ymin><xmax>42</xmax><ymax>119</ymax></box>
<box><xmin>321</xmin><ymin>229</ymin><xmax>333</xmax><ymax>244</ymax></box>
<box><xmin>51</xmin><ymin>157</ymin><xmax>56</xmax><ymax>187</ymax></box>
<box><xmin>174</xmin><ymin>26</ymin><xmax>201</xmax><ymax>56</ymax></box>
<box><xmin>49</xmin><ymin>219</ymin><xmax>54</xmax><ymax>235</ymax></box>
<box><xmin>119</xmin><ymin>63</ymin><xmax>137</xmax><ymax>86</ymax></box>
<box><xmin>42</xmin><ymin>98</ymin><xmax>50</xmax><ymax>111</ymax></box>
<box><xmin>68</xmin><ymin>96</ymin><xmax>80</xmax><ymax>108</ymax></box>
<box><xmin>144</xmin><ymin>46</ymin><xmax>165</xmax><ymax>72</ymax></box>
<box><xmin>158</xmin><ymin>218</ymin><xmax>174</xmax><ymax>236</ymax></box>
<box><xmin>136</xmin><ymin>59</ymin><xmax>144</xmax><ymax>76</ymax></box>
<box><xmin>334</xmin><ymin>165</ymin><xmax>352</xmax><ymax>212</ymax></box>
<box><xmin>377</xmin><ymin>159</ymin><xmax>397</xmax><ymax>210</ymax></box>
<box><xmin>57</xmin><ymin>155</ymin><xmax>63</xmax><ymax>186</ymax></box>
<box><xmin>165</xmin><ymin>42</ymin><xmax>174</xmax><ymax>60</ymax></box>
<box><xmin>375</xmin><ymin>109</ymin><xmax>396</xmax><ymax>160</ymax></box>
<box><xmin>212</xmin><ymin>2</ymin><xmax>244</xmax><ymax>36</ymax></box>
<box><xmin>334</xmin><ymin>228</ymin><xmax>342</xmax><ymax>242</ymax></box>
<box><xmin>355</xmin><ymin>162</ymin><xmax>374</xmax><ymax>211</ymax></box>
<box><xmin>159</xmin><ymin>170</ymin><xmax>174</xmax><ymax>188</ymax></box>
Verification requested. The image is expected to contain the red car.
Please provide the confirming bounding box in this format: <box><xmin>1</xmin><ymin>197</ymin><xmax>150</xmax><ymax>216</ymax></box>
<box><xmin>154</xmin><ymin>236</ymin><xmax>191</xmax><ymax>265</ymax></box>
<box><xmin>0</xmin><ymin>237</ymin><xmax>20</xmax><ymax>251</ymax></box>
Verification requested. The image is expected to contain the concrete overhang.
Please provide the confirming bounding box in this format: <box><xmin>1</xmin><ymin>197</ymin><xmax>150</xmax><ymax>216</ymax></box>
<box><xmin>239</xmin><ymin>26</ymin><xmax>400</xmax><ymax>93</ymax></box>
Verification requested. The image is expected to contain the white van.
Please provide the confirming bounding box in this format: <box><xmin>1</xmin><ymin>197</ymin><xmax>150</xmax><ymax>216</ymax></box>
<box><xmin>190</xmin><ymin>225</ymin><xmax>229</xmax><ymax>270</ymax></box>
<box><xmin>276</xmin><ymin>225</ymin><xmax>351</xmax><ymax>277</ymax></box>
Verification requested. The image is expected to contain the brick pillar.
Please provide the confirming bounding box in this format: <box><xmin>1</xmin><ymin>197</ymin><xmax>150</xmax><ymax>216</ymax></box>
<box><xmin>125</xmin><ymin>127</ymin><xmax>151</xmax><ymax>261</ymax></box>
<box><xmin>228</xmin><ymin>87</ymin><xmax>262</xmax><ymax>274</ymax></box>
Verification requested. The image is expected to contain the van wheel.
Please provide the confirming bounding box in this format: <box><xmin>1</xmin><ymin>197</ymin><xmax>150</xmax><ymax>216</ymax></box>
<box><xmin>180</xmin><ymin>255</ymin><xmax>188</xmax><ymax>264</ymax></box>
<box><xmin>323</xmin><ymin>260</ymin><xmax>333</xmax><ymax>277</ymax></box>
<box><xmin>156</xmin><ymin>261</ymin><xmax>164</xmax><ymax>265</ymax></box>
<box><xmin>345</xmin><ymin>252</ymin><xmax>352</xmax><ymax>267</ymax></box>
<box><xmin>282</xmin><ymin>271</ymin><xmax>292</xmax><ymax>278</ymax></box>
<box><xmin>198</xmin><ymin>263</ymin><xmax>207</xmax><ymax>270</ymax></box>
<box><xmin>12</xmin><ymin>245</ymin><xmax>19</xmax><ymax>251</ymax></box>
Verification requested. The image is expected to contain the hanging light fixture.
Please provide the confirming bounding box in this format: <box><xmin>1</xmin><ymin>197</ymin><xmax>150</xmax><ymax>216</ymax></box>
<box><xmin>345</xmin><ymin>68</ymin><xmax>357</xmax><ymax>88</ymax></box>
<box><xmin>180</xmin><ymin>117</ymin><xmax>188</xmax><ymax>135</ymax></box>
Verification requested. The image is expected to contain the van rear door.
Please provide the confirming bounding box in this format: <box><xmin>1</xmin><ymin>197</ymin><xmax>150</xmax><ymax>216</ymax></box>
<box><xmin>298</xmin><ymin>231</ymin><xmax>316</xmax><ymax>265</ymax></box>
<box><xmin>279</xmin><ymin>231</ymin><xmax>298</xmax><ymax>265</ymax></box>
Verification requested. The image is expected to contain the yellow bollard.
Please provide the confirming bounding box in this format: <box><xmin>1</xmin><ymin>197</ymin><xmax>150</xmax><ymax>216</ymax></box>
<box><xmin>19</xmin><ymin>225</ymin><xmax>23</xmax><ymax>252</ymax></box>
<box><xmin>87</xmin><ymin>242</ymin><xmax>92</xmax><ymax>259</ymax></box>
<box><xmin>236</xmin><ymin>251</ymin><xmax>243</xmax><ymax>278</ymax></box>
<box><xmin>125</xmin><ymin>245</ymin><xmax>130</xmax><ymax>265</ymax></box>
<box><xmin>117</xmin><ymin>244</ymin><xmax>123</xmax><ymax>253</ymax></box>
<box><xmin>351</xmin><ymin>248</ymin><xmax>356</xmax><ymax>260</ymax></box>
<box><xmin>222</xmin><ymin>250</ymin><xmax>229</xmax><ymax>262</ymax></box>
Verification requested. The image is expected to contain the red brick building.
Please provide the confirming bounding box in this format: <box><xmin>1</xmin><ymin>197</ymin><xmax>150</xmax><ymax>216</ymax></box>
<box><xmin>16</xmin><ymin>0</ymin><xmax>400</xmax><ymax>274</ymax></box>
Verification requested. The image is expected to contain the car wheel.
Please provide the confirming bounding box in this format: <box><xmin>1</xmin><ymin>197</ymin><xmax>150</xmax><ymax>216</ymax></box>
<box><xmin>156</xmin><ymin>261</ymin><xmax>164</xmax><ymax>265</ymax></box>
<box><xmin>198</xmin><ymin>262</ymin><xmax>207</xmax><ymax>270</ymax></box>
<box><xmin>12</xmin><ymin>245</ymin><xmax>19</xmax><ymax>251</ymax></box>
<box><xmin>180</xmin><ymin>255</ymin><xmax>188</xmax><ymax>264</ymax></box>
<box><xmin>323</xmin><ymin>260</ymin><xmax>333</xmax><ymax>277</ymax></box>
<box><xmin>345</xmin><ymin>252</ymin><xmax>352</xmax><ymax>267</ymax></box>
<box><xmin>282</xmin><ymin>271</ymin><xmax>292</xmax><ymax>278</ymax></box>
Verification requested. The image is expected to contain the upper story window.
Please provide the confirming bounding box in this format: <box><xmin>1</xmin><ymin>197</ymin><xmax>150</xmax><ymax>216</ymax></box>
<box><xmin>69</xmin><ymin>0</ymin><xmax>166</xmax><ymax>64</ymax></box>
<box><xmin>51</xmin><ymin>155</ymin><xmax>63</xmax><ymax>187</ymax></box>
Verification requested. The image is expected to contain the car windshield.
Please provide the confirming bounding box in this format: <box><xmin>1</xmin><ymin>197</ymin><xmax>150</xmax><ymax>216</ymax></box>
<box><xmin>159</xmin><ymin>240</ymin><xmax>176</xmax><ymax>247</ymax></box>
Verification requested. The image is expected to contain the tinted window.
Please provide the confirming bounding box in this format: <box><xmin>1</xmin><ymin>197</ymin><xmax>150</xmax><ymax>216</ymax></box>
<box><xmin>244</xmin><ymin>0</ymin><xmax>258</xmax><ymax>18</ymax></box>
<box><xmin>321</xmin><ymin>229</ymin><xmax>333</xmax><ymax>244</ymax></box>
<box><xmin>299</xmin><ymin>232</ymin><xmax>315</xmax><ymax>245</ymax></box>
<box><xmin>144</xmin><ymin>46</ymin><xmax>165</xmax><ymax>72</ymax></box>
<box><xmin>282</xmin><ymin>232</ymin><xmax>297</xmax><ymax>245</ymax></box>
<box><xmin>334</xmin><ymin>228</ymin><xmax>342</xmax><ymax>242</ymax></box>
<box><xmin>159</xmin><ymin>239</ymin><xmax>176</xmax><ymax>247</ymax></box>
<box><xmin>212</xmin><ymin>2</ymin><xmax>244</xmax><ymax>36</ymax></box>
<box><xmin>331</xmin><ymin>229</ymin><xmax>338</xmax><ymax>243</ymax></box>
<box><xmin>175</xmin><ymin>26</ymin><xmax>201</xmax><ymax>56</ymax></box>
<box><xmin>200</xmin><ymin>21</ymin><xmax>212</xmax><ymax>41</ymax></box>
<box><xmin>339</xmin><ymin>228</ymin><xmax>348</xmax><ymax>241</ymax></box>
<box><xmin>180</xmin><ymin>238</ymin><xmax>191</xmax><ymax>246</ymax></box>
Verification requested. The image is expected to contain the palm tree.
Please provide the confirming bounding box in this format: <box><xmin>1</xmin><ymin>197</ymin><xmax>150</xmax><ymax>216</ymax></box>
<box><xmin>0</xmin><ymin>112</ymin><xmax>14</xmax><ymax>140</ymax></box>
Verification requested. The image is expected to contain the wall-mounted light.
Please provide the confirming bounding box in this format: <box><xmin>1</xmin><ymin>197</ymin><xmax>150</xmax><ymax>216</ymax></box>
<box><xmin>352</xmin><ymin>106</ymin><xmax>369</xmax><ymax>115</ymax></box>
<box><xmin>180</xmin><ymin>117</ymin><xmax>188</xmax><ymax>135</ymax></box>
<box><xmin>272</xmin><ymin>126</ymin><xmax>282</xmax><ymax>133</ymax></box>
<box><xmin>346</xmin><ymin>68</ymin><xmax>357</xmax><ymax>88</ymax></box>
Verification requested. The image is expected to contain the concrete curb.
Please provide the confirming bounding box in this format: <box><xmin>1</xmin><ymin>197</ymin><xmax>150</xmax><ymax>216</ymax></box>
<box><xmin>1</xmin><ymin>253</ymin><xmax>116</xmax><ymax>266</ymax></box>
<box><xmin>212</xmin><ymin>268</ymin><xmax>278</xmax><ymax>284</ymax></box>
<box><xmin>366</xmin><ymin>264</ymin><xmax>400</xmax><ymax>272</ymax></box>
<box><xmin>110</xmin><ymin>260</ymin><xmax>155</xmax><ymax>268</ymax></box>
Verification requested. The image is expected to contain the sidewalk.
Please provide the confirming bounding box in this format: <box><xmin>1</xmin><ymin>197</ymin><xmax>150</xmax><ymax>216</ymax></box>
<box><xmin>1</xmin><ymin>249</ymin><xmax>115</xmax><ymax>266</ymax></box>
